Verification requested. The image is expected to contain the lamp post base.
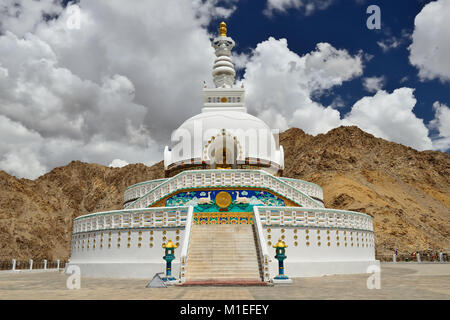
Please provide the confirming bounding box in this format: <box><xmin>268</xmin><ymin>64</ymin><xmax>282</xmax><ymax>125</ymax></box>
<box><xmin>161</xmin><ymin>276</ymin><xmax>177</xmax><ymax>282</ymax></box>
<box><xmin>272</xmin><ymin>277</ymin><xmax>292</xmax><ymax>284</ymax></box>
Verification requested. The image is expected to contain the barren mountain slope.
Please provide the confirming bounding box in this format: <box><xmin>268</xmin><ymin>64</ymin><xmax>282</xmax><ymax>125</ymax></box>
<box><xmin>0</xmin><ymin>161</ymin><xmax>164</xmax><ymax>260</ymax></box>
<box><xmin>0</xmin><ymin>126</ymin><xmax>448</xmax><ymax>260</ymax></box>
<box><xmin>281</xmin><ymin>126</ymin><xmax>449</xmax><ymax>255</ymax></box>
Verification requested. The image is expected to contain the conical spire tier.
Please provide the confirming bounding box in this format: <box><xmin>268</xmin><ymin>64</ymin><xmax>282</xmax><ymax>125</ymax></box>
<box><xmin>212</xmin><ymin>22</ymin><xmax>236</xmax><ymax>88</ymax></box>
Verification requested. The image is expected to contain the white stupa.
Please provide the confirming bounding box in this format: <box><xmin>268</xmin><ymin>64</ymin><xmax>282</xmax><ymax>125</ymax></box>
<box><xmin>67</xmin><ymin>22</ymin><xmax>378</xmax><ymax>282</ymax></box>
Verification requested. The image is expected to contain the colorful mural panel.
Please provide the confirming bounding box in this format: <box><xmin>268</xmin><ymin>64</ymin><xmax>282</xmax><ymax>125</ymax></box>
<box><xmin>165</xmin><ymin>189</ymin><xmax>285</xmax><ymax>212</ymax></box>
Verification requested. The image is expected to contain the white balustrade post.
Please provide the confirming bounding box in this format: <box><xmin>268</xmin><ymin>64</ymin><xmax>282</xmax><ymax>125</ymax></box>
<box><xmin>417</xmin><ymin>253</ymin><xmax>421</xmax><ymax>263</ymax></box>
<box><xmin>393</xmin><ymin>254</ymin><xmax>397</xmax><ymax>263</ymax></box>
<box><xmin>29</xmin><ymin>259</ymin><xmax>33</xmax><ymax>271</ymax></box>
<box><xmin>11</xmin><ymin>259</ymin><xmax>16</xmax><ymax>271</ymax></box>
<box><xmin>439</xmin><ymin>253</ymin><xmax>443</xmax><ymax>263</ymax></box>
<box><xmin>43</xmin><ymin>259</ymin><xmax>47</xmax><ymax>270</ymax></box>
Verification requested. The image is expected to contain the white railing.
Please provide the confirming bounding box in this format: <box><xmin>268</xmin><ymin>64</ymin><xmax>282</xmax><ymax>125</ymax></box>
<box><xmin>73</xmin><ymin>206</ymin><xmax>191</xmax><ymax>233</ymax></box>
<box><xmin>124</xmin><ymin>176</ymin><xmax>323</xmax><ymax>205</ymax></box>
<box><xmin>253</xmin><ymin>207</ymin><xmax>271</xmax><ymax>282</ymax></box>
<box><xmin>125</xmin><ymin>169</ymin><xmax>323</xmax><ymax>210</ymax></box>
<box><xmin>279</xmin><ymin>177</ymin><xmax>323</xmax><ymax>201</ymax></box>
<box><xmin>257</xmin><ymin>206</ymin><xmax>373</xmax><ymax>232</ymax></box>
<box><xmin>180</xmin><ymin>206</ymin><xmax>194</xmax><ymax>283</ymax></box>
<box><xmin>123</xmin><ymin>178</ymin><xmax>168</xmax><ymax>204</ymax></box>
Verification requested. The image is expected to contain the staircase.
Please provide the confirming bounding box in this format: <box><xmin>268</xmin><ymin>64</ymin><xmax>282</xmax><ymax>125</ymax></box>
<box><xmin>185</xmin><ymin>224</ymin><xmax>264</xmax><ymax>284</ymax></box>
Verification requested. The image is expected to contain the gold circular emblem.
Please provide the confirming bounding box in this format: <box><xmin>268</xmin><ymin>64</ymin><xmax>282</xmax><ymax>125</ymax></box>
<box><xmin>215</xmin><ymin>191</ymin><xmax>232</xmax><ymax>208</ymax></box>
<box><xmin>221</xmin><ymin>97</ymin><xmax>227</xmax><ymax>103</ymax></box>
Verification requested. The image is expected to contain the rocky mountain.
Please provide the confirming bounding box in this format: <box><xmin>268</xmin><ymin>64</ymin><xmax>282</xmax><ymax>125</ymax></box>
<box><xmin>0</xmin><ymin>126</ymin><xmax>448</xmax><ymax>261</ymax></box>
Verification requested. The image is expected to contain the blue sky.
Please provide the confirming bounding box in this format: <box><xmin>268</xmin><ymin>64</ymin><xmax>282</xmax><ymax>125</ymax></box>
<box><xmin>0</xmin><ymin>0</ymin><xmax>448</xmax><ymax>179</ymax></box>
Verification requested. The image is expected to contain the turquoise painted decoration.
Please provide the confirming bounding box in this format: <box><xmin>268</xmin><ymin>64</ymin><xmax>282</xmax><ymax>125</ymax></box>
<box><xmin>165</xmin><ymin>190</ymin><xmax>285</xmax><ymax>212</ymax></box>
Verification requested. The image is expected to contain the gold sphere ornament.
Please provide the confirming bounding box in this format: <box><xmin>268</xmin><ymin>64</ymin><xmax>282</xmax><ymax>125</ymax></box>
<box><xmin>215</xmin><ymin>191</ymin><xmax>232</xmax><ymax>208</ymax></box>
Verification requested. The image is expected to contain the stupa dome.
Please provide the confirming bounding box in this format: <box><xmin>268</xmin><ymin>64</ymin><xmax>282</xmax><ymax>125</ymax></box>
<box><xmin>164</xmin><ymin>109</ymin><xmax>284</xmax><ymax>176</ymax></box>
<box><xmin>163</xmin><ymin>21</ymin><xmax>284</xmax><ymax>177</ymax></box>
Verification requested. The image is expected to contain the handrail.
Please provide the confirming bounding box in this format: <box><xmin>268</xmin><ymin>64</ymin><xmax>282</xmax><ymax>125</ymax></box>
<box><xmin>125</xmin><ymin>169</ymin><xmax>323</xmax><ymax>210</ymax></box>
<box><xmin>72</xmin><ymin>206</ymin><xmax>191</xmax><ymax>233</ymax></box>
<box><xmin>74</xmin><ymin>206</ymin><xmax>190</xmax><ymax>221</ymax></box>
<box><xmin>124</xmin><ymin>178</ymin><xmax>169</xmax><ymax>203</ymax></box>
<box><xmin>279</xmin><ymin>177</ymin><xmax>323</xmax><ymax>201</ymax></box>
<box><xmin>253</xmin><ymin>206</ymin><xmax>271</xmax><ymax>282</ymax></box>
<box><xmin>125</xmin><ymin>178</ymin><xmax>168</xmax><ymax>190</ymax></box>
<box><xmin>257</xmin><ymin>206</ymin><xmax>373</xmax><ymax>232</ymax></box>
<box><xmin>125</xmin><ymin>176</ymin><xmax>323</xmax><ymax>204</ymax></box>
<box><xmin>180</xmin><ymin>206</ymin><xmax>194</xmax><ymax>283</ymax></box>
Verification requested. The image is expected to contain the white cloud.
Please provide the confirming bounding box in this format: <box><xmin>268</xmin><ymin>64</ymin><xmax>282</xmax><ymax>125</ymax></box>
<box><xmin>0</xmin><ymin>0</ymin><xmax>446</xmax><ymax>180</ymax></box>
<box><xmin>377</xmin><ymin>37</ymin><xmax>401</xmax><ymax>52</ymax></box>
<box><xmin>0</xmin><ymin>0</ymin><xmax>63</xmax><ymax>37</ymax></box>
<box><xmin>343</xmin><ymin>88</ymin><xmax>433</xmax><ymax>151</ymax></box>
<box><xmin>192</xmin><ymin>0</ymin><xmax>239</xmax><ymax>26</ymax></box>
<box><xmin>363</xmin><ymin>76</ymin><xmax>385</xmax><ymax>93</ymax></box>
<box><xmin>231</xmin><ymin>51</ymin><xmax>250</xmax><ymax>71</ymax></box>
<box><xmin>264</xmin><ymin>0</ymin><xmax>335</xmax><ymax>16</ymax></box>
<box><xmin>240</xmin><ymin>37</ymin><xmax>441</xmax><ymax>152</ymax></box>
<box><xmin>109</xmin><ymin>159</ymin><xmax>129</xmax><ymax>168</ymax></box>
<box><xmin>409</xmin><ymin>0</ymin><xmax>450</xmax><ymax>82</ymax></box>
<box><xmin>0</xmin><ymin>0</ymin><xmax>224</xmax><ymax>179</ymax></box>
<box><xmin>429</xmin><ymin>102</ymin><xmax>450</xmax><ymax>151</ymax></box>
<box><xmin>241</xmin><ymin>37</ymin><xmax>362</xmax><ymax>134</ymax></box>
<box><xmin>0</xmin><ymin>115</ymin><xmax>46</xmax><ymax>179</ymax></box>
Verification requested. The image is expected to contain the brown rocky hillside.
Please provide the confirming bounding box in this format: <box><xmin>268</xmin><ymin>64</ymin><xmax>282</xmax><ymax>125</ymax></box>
<box><xmin>0</xmin><ymin>126</ymin><xmax>449</xmax><ymax>261</ymax></box>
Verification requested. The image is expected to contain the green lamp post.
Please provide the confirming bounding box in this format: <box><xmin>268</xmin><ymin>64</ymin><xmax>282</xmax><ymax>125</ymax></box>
<box><xmin>162</xmin><ymin>239</ymin><xmax>178</xmax><ymax>281</ymax></box>
<box><xmin>273</xmin><ymin>239</ymin><xmax>289</xmax><ymax>280</ymax></box>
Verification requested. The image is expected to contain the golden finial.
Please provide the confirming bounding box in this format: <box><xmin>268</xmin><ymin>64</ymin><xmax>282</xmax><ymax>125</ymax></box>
<box><xmin>162</xmin><ymin>239</ymin><xmax>178</xmax><ymax>249</ymax></box>
<box><xmin>219</xmin><ymin>21</ymin><xmax>227</xmax><ymax>36</ymax></box>
<box><xmin>273</xmin><ymin>239</ymin><xmax>288</xmax><ymax>248</ymax></box>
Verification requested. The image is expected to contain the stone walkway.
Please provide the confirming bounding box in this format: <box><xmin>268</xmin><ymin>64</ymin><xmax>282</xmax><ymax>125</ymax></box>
<box><xmin>0</xmin><ymin>263</ymin><xmax>449</xmax><ymax>300</ymax></box>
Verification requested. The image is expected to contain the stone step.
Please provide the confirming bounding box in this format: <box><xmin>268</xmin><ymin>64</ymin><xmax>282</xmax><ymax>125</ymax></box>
<box><xmin>187</xmin><ymin>272</ymin><xmax>259</xmax><ymax>279</ymax></box>
<box><xmin>181</xmin><ymin>280</ymin><xmax>267</xmax><ymax>286</ymax></box>
<box><xmin>187</xmin><ymin>256</ymin><xmax>259</xmax><ymax>260</ymax></box>
<box><xmin>187</xmin><ymin>267</ymin><xmax>259</xmax><ymax>274</ymax></box>
<box><xmin>187</xmin><ymin>273</ymin><xmax>260</xmax><ymax>279</ymax></box>
<box><xmin>187</xmin><ymin>257</ymin><xmax>259</xmax><ymax>262</ymax></box>
<box><xmin>187</xmin><ymin>276</ymin><xmax>261</xmax><ymax>281</ymax></box>
<box><xmin>186</xmin><ymin>223</ymin><xmax>262</xmax><ymax>282</ymax></box>
<box><xmin>187</xmin><ymin>270</ymin><xmax>261</xmax><ymax>275</ymax></box>
<box><xmin>188</xmin><ymin>251</ymin><xmax>258</xmax><ymax>255</ymax></box>
<box><xmin>190</xmin><ymin>238</ymin><xmax>255</xmax><ymax>240</ymax></box>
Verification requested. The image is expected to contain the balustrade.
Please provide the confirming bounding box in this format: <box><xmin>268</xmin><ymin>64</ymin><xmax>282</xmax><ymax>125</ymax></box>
<box><xmin>125</xmin><ymin>169</ymin><xmax>323</xmax><ymax>210</ymax></box>
<box><xmin>257</xmin><ymin>206</ymin><xmax>373</xmax><ymax>232</ymax></box>
<box><xmin>73</xmin><ymin>206</ymin><xmax>191</xmax><ymax>234</ymax></box>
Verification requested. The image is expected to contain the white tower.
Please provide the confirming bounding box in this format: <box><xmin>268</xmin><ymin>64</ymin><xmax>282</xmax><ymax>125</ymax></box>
<box><xmin>212</xmin><ymin>22</ymin><xmax>236</xmax><ymax>88</ymax></box>
<box><xmin>202</xmin><ymin>22</ymin><xmax>245</xmax><ymax>113</ymax></box>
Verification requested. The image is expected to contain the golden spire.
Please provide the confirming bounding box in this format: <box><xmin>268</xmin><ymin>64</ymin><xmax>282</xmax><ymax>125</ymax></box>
<box><xmin>219</xmin><ymin>21</ymin><xmax>227</xmax><ymax>36</ymax></box>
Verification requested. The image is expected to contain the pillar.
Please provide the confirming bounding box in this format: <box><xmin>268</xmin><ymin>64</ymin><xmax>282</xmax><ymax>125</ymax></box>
<box><xmin>417</xmin><ymin>253</ymin><xmax>421</xmax><ymax>263</ymax></box>
<box><xmin>57</xmin><ymin>259</ymin><xmax>60</xmax><ymax>271</ymax></box>
<box><xmin>11</xmin><ymin>259</ymin><xmax>16</xmax><ymax>271</ymax></box>
<box><xmin>393</xmin><ymin>254</ymin><xmax>397</xmax><ymax>263</ymax></box>
<box><xmin>439</xmin><ymin>253</ymin><xmax>444</xmax><ymax>263</ymax></box>
<box><xmin>44</xmin><ymin>259</ymin><xmax>47</xmax><ymax>270</ymax></box>
<box><xmin>29</xmin><ymin>259</ymin><xmax>33</xmax><ymax>270</ymax></box>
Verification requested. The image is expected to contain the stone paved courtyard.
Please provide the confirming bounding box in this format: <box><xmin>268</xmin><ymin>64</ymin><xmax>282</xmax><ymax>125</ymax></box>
<box><xmin>0</xmin><ymin>263</ymin><xmax>449</xmax><ymax>300</ymax></box>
